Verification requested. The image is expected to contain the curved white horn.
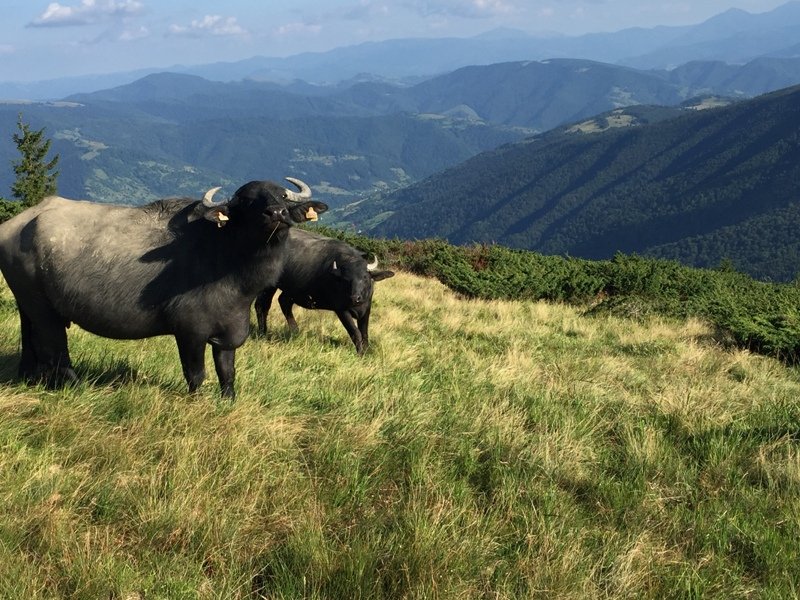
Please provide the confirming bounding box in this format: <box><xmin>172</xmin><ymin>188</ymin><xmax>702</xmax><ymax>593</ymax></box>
<box><xmin>284</xmin><ymin>177</ymin><xmax>312</xmax><ymax>201</ymax></box>
<box><xmin>366</xmin><ymin>255</ymin><xmax>379</xmax><ymax>271</ymax></box>
<box><xmin>202</xmin><ymin>186</ymin><xmax>223</xmax><ymax>207</ymax></box>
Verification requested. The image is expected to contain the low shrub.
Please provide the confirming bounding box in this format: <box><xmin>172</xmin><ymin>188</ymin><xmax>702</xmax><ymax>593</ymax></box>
<box><xmin>315</xmin><ymin>226</ymin><xmax>800</xmax><ymax>363</ymax></box>
<box><xmin>0</xmin><ymin>199</ymin><xmax>25</xmax><ymax>224</ymax></box>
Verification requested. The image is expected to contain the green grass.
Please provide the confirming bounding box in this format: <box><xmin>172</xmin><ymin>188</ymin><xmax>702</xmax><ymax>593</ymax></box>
<box><xmin>1</xmin><ymin>272</ymin><xmax>799</xmax><ymax>598</ymax></box>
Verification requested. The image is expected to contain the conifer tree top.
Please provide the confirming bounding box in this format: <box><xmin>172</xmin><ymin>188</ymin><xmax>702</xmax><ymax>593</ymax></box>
<box><xmin>12</xmin><ymin>114</ymin><xmax>59</xmax><ymax>208</ymax></box>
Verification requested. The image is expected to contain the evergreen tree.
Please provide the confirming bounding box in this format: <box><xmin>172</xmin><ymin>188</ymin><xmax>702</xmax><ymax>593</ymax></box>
<box><xmin>11</xmin><ymin>114</ymin><xmax>59</xmax><ymax>208</ymax></box>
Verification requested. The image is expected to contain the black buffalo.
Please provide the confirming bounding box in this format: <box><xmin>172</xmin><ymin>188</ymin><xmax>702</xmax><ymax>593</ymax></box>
<box><xmin>0</xmin><ymin>178</ymin><xmax>327</xmax><ymax>399</ymax></box>
<box><xmin>254</xmin><ymin>228</ymin><xmax>394</xmax><ymax>355</ymax></box>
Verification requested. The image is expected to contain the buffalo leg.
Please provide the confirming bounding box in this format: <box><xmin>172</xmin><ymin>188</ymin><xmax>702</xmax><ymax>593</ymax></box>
<box><xmin>175</xmin><ymin>337</ymin><xmax>206</xmax><ymax>393</ymax></box>
<box><xmin>255</xmin><ymin>288</ymin><xmax>277</xmax><ymax>335</ymax></box>
<box><xmin>24</xmin><ymin>305</ymin><xmax>76</xmax><ymax>386</ymax></box>
<box><xmin>357</xmin><ymin>306</ymin><xmax>371</xmax><ymax>354</ymax></box>
<box><xmin>212</xmin><ymin>346</ymin><xmax>236</xmax><ymax>400</ymax></box>
<box><xmin>336</xmin><ymin>310</ymin><xmax>364</xmax><ymax>355</ymax></box>
<box><xmin>278</xmin><ymin>293</ymin><xmax>299</xmax><ymax>332</ymax></box>
<box><xmin>17</xmin><ymin>308</ymin><xmax>37</xmax><ymax>380</ymax></box>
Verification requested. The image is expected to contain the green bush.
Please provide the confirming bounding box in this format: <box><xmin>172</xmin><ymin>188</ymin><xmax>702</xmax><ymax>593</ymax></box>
<box><xmin>0</xmin><ymin>199</ymin><xmax>25</xmax><ymax>224</ymax></box>
<box><xmin>315</xmin><ymin>226</ymin><xmax>800</xmax><ymax>364</ymax></box>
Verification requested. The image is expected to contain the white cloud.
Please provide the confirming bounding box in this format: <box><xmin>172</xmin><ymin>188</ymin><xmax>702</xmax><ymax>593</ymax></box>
<box><xmin>471</xmin><ymin>0</ymin><xmax>514</xmax><ymax>15</ymax></box>
<box><xmin>275</xmin><ymin>22</ymin><xmax>323</xmax><ymax>36</ymax></box>
<box><xmin>342</xmin><ymin>1</ymin><xmax>391</xmax><ymax>21</ymax></box>
<box><xmin>118</xmin><ymin>25</ymin><xmax>148</xmax><ymax>41</ymax></box>
<box><xmin>29</xmin><ymin>0</ymin><xmax>144</xmax><ymax>27</ymax></box>
<box><xmin>404</xmin><ymin>0</ymin><xmax>517</xmax><ymax>19</ymax></box>
<box><xmin>168</xmin><ymin>15</ymin><xmax>248</xmax><ymax>38</ymax></box>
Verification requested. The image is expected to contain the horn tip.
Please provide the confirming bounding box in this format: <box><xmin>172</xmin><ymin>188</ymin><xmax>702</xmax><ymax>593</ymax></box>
<box><xmin>284</xmin><ymin>177</ymin><xmax>312</xmax><ymax>199</ymax></box>
<box><xmin>202</xmin><ymin>186</ymin><xmax>224</xmax><ymax>207</ymax></box>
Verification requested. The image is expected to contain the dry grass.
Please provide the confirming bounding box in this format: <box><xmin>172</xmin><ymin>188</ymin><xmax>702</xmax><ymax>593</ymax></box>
<box><xmin>1</xmin><ymin>271</ymin><xmax>799</xmax><ymax>598</ymax></box>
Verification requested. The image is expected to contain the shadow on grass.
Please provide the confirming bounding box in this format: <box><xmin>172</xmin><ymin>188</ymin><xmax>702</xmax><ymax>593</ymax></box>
<box><xmin>0</xmin><ymin>352</ymin><xmax>19</xmax><ymax>384</ymax></box>
<box><xmin>75</xmin><ymin>359</ymin><xmax>150</xmax><ymax>390</ymax></box>
<box><xmin>322</xmin><ymin>335</ymin><xmax>352</xmax><ymax>351</ymax></box>
<box><xmin>0</xmin><ymin>351</ymin><xmax>184</xmax><ymax>395</ymax></box>
<box><xmin>251</xmin><ymin>326</ymin><xmax>356</xmax><ymax>353</ymax></box>
<box><xmin>250</xmin><ymin>328</ymin><xmax>296</xmax><ymax>343</ymax></box>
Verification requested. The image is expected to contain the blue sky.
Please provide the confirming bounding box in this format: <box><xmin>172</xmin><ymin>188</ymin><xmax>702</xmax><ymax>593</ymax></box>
<box><xmin>0</xmin><ymin>0</ymin><xmax>791</xmax><ymax>82</ymax></box>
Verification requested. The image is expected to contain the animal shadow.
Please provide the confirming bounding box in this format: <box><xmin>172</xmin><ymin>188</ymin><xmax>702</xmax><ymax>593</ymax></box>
<box><xmin>0</xmin><ymin>353</ymin><xmax>20</xmax><ymax>384</ymax></box>
<box><xmin>74</xmin><ymin>359</ymin><xmax>148</xmax><ymax>390</ymax></box>
<box><xmin>0</xmin><ymin>354</ymin><xmax>159</xmax><ymax>392</ymax></box>
<box><xmin>322</xmin><ymin>336</ymin><xmax>351</xmax><ymax>350</ymax></box>
<box><xmin>250</xmin><ymin>327</ymin><xmax>296</xmax><ymax>343</ymax></box>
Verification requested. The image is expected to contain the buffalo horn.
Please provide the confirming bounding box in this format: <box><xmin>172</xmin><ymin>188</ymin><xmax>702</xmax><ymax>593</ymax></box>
<box><xmin>284</xmin><ymin>177</ymin><xmax>312</xmax><ymax>201</ymax></box>
<box><xmin>366</xmin><ymin>255</ymin><xmax>379</xmax><ymax>271</ymax></box>
<box><xmin>202</xmin><ymin>186</ymin><xmax>224</xmax><ymax>207</ymax></box>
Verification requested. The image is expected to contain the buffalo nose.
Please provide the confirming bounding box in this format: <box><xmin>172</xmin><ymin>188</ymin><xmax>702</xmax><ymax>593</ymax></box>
<box><xmin>266</xmin><ymin>207</ymin><xmax>289</xmax><ymax>220</ymax></box>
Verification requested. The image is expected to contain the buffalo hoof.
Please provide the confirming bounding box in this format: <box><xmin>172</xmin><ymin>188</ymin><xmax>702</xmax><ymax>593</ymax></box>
<box><xmin>23</xmin><ymin>365</ymin><xmax>79</xmax><ymax>389</ymax></box>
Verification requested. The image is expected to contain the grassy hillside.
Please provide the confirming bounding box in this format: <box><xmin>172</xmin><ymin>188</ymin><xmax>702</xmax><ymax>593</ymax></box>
<box><xmin>2</xmin><ymin>270</ymin><xmax>799</xmax><ymax>598</ymax></box>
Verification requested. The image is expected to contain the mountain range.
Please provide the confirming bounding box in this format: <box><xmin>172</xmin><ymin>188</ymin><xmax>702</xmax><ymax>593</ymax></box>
<box><xmin>1</xmin><ymin>4</ymin><xmax>799</xmax><ymax>280</ymax></box>
<box><xmin>338</xmin><ymin>85</ymin><xmax>800</xmax><ymax>281</ymax></box>
<box><xmin>2</xmin><ymin>2</ymin><xmax>800</xmax><ymax>100</ymax></box>
<box><xmin>3</xmin><ymin>50</ymin><xmax>800</xmax><ymax>206</ymax></box>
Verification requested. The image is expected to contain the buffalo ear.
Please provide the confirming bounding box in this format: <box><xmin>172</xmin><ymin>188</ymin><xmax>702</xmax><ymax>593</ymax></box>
<box><xmin>370</xmin><ymin>270</ymin><xmax>394</xmax><ymax>282</ymax></box>
<box><xmin>203</xmin><ymin>206</ymin><xmax>230</xmax><ymax>227</ymax></box>
<box><xmin>288</xmin><ymin>201</ymin><xmax>329</xmax><ymax>223</ymax></box>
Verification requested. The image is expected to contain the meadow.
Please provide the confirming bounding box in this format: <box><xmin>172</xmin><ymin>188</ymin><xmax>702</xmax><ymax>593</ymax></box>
<box><xmin>1</xmin><ymin>270</ymin><xmax>799</xmax><ymax>598</ymax></box>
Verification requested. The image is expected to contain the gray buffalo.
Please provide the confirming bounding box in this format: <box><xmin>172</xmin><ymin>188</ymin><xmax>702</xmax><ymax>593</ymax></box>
<box><xmin>0</xmin><ymin>178</ymin><xmax>327</xmax><ymax>399</ymax></box>
<box><xmin>254</xmin><ymin>228</ymin><xmax>394</xmax><ymax>355</ymax></box>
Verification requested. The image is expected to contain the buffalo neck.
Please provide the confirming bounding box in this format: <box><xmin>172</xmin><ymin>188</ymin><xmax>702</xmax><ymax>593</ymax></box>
<box><xmin>223</xmin><ymin>221</ymin><xmax>291</xmax><ymax>299</ymax></box>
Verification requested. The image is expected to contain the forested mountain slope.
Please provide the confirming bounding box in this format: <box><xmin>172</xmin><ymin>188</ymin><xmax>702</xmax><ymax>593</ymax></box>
<box><xmin>346</xmin><ymin>85</ymin><xmax>800</xmax><ymax>281</ymax></box>
<box><xmin>0</xmin><ymin>101</ymin><xmax>525</xmax><ymax>205</ymax></box>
